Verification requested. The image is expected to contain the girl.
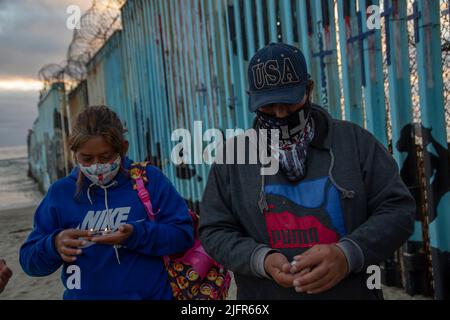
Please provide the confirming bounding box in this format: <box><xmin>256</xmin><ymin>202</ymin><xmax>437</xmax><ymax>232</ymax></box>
<box><xmin>20</xmin><ymin>106</ymin><xmax>194</xmax><ymax>300</ymax></box>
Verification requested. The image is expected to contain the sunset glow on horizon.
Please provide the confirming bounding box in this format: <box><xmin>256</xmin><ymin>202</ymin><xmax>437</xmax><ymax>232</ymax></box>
<box><xmin>0</xmin><ymin>78</ymin><xmax>43</xmax><ymax>92</ymax></box>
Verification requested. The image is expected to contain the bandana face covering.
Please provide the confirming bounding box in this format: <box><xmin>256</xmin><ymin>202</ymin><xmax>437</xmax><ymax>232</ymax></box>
<box><xmin>256</xmin><ymin>104</ymin><xmax>315</xmax><ymax>182</ymax></box>
<box><xmin>79</xmin><ymin>155</ymin><xmax>122</xmax><ymax>186</ymax></box>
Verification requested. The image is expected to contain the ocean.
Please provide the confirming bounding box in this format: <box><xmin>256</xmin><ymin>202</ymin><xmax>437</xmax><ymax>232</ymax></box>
<box><xmin>0</xmin><ymin>145</ymin><xmax>43</xmax><ymax>210</ymax></box>
<box><xmin>0</xmin><ymin>90</ymin><xmax>42</xmax><ymax>210</ymax></box>
<box><xmin>0</xmin><ymin>91</ymin><xmax>38</xmax><ymax>148</ymax></box>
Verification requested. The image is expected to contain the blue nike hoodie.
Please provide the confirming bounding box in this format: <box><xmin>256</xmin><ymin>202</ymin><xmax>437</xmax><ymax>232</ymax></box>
<box><xmin>20</xmin><ymin>157</ymin><xmax>194</xmax><ymax>300</ymax></box>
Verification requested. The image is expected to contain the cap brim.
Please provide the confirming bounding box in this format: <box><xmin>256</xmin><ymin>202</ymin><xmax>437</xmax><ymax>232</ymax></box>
<box><xmin>248</xmin><ymin>84</ymin><xmax>307</xmax><ymax>113</ymax></box>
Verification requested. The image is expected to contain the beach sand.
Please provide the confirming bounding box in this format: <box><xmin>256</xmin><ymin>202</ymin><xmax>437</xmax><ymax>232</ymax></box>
<box><xmin>0</xmin><ymin>205</ymin><xmax>62</xmax><ymax>300</ymax></box>
<box><xmin>0</xmin><ymin>150</ymin><xmax>61</xmax><ymax>300</ymax></box>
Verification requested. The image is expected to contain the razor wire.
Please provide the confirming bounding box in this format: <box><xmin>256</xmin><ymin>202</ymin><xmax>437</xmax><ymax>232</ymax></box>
<box><xmin>38</xmin><ymin>0</ymin><xmax>125</xmax><ymax>86</ymax></box>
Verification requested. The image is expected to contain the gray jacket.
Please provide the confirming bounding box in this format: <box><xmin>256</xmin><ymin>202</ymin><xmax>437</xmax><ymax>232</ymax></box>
<box><xmin>199</xmin><ymin>104</ymin><xmax>415</xmax><ymax>300</ymax></box>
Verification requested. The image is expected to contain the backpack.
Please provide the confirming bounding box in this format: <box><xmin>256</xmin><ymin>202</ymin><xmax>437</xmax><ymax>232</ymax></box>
<box><xmin>130</xmin><ymin>162</ymin><xmax>231</xmax><ymax>300</ymax></box>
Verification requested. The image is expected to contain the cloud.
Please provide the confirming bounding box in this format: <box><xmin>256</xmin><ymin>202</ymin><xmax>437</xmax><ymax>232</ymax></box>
<box><xmin>0</xmin><ymin>77</ymin><xmax>43</xmax><ymax>92</ymax></box>
<box><xmin>0</xmin><ymin>0</ymin><xmax>93</xmax><ymax>147</ymax></box>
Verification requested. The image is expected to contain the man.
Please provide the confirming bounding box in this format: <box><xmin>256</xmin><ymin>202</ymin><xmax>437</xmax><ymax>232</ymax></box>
<box><xmin>199</xmin><ymin>43</ymin><xmax>415</xmax><ymax>299</ymax></box>
<box><xmin>0</xmin><ymin>259</ymin><xmax>12</xmax><ymax>294</ymax></box>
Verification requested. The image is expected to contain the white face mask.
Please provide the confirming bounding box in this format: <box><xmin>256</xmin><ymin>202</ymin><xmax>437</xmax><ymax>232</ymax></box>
<box><xmin>79</xmin><ymin>155</ymin><xmax>122</xmax><ymax>186</ymax></box>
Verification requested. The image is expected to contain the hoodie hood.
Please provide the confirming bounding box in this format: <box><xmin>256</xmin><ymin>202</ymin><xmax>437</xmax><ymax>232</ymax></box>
<box><xmin>309</xmin><ymin>103</ymin><xmax>333</xmax><ymax>150</ymax></box>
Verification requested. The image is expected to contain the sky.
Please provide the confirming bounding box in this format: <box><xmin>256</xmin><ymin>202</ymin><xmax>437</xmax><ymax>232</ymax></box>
<box><xmin>0</xmin><ymin>0</ymin><xmax>92</xmax><ymax>147</ymax></box>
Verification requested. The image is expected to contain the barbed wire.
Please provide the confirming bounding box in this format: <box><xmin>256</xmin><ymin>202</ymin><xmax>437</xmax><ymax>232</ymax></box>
<box><xmin>38</xmin><ymin>0</ymin><xmax>125</xmax><ymax>87</ymax></box>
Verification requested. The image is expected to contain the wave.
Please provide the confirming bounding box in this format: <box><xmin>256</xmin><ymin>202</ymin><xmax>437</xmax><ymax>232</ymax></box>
<box><xmin>0</xmin><ymin>145</ymin><xmax>28</xmax><ymax>161</ymax></box>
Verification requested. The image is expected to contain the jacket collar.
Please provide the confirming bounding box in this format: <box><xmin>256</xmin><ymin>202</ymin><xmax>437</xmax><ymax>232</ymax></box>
<box><xmin>309</xmin><ymin>103</ymin><xmax>332</xmax><ymax>150</ymax></box>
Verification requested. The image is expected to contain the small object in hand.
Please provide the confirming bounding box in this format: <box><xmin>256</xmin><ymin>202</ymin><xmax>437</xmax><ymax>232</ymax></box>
<box><xmin>89</xmin><ymin>228</ymin><xmax>114</xmax><ymax>237</ymax></box>
<box><xmin>289</xmin><ymin>260</ymin><xmax>298</xmax><ymax>274</ymax></box>
<box><xmin>101</xmin><ymin>228</ymin><xmax>114</xmax><ymax>235</ymax></box>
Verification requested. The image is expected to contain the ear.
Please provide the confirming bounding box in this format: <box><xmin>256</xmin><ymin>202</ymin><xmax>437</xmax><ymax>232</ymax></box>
<box><xmin>72</xmin><ymin>151</ymin><xmax>79</xmax><ymax>165</ymax></box>
<box><xmin>307</xmin><ymin>80</ymin><xmax>315</xmax><ymax>96</ymax></box>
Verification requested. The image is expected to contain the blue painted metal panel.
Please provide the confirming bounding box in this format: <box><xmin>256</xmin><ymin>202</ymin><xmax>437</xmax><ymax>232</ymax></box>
<box><xmin>416</xmin><ymin>0</ymin><xmax>449</xmax><ymax>299</ymax></box>
<box><xmin>358</xmin><ymin>0</ymin><xmax>388</xmax><ymax>146</ymax></box>
<box><xmin>29</xmin><ymin>83</ymin><xmax>67</xmax><ymax>192</ymax></box>
<box><xmin>337</xmin><ymin>0</ymin><xmax>364</xmax><ymax>124</ymax></box>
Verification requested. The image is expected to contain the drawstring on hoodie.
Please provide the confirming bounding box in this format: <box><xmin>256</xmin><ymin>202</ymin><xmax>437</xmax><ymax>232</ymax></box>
<box><xmin>87</xmin><ymin>180</ymin><xmax>122</xmax><ymax>264</ymax></box>
<box><xmin>258</xmin><ymin>148</ymin><xmax>355</xmax><ymax>214</ymax></box>
<box><xmin>258</xmin><ymin>173</ymin><xmax>269</xmax><ymax>214</ymax></box>
<box><xmin>327</xmin><ymin>149</ymin><xmax>355</xmax><ymax>200</ymax></box>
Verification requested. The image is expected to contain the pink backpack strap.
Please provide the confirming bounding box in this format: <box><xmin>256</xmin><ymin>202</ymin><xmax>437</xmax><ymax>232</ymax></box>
<box><xmin>135</xmin><ymin>177</ymin><xmax>156</xmax><ymax>220</ymax></box>
<box><xmin>131</xmin><ymin>163</ymin><xmax>217</xmax><ymax>280</ymax></box>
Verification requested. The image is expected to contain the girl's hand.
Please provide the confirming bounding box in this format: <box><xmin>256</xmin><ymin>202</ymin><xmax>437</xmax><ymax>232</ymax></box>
<box><xmin>90</xmin><ymin>224</ymin><xmax>134</xmax><ymax>246</ymax></box>
<box><xmin>55</xmin><ymin>229</ymin><xmax>91</xmax><ymax>263</ymax></box>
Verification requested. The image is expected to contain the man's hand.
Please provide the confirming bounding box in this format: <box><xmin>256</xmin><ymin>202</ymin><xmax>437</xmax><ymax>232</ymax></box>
<box><xmin>90</xmin><ymin>224</ymin><xmax>134</xmax><ymax>246</ymax></box>
<box><xmin>264</xmin><ymin>252</ymin><xmax>296</xmax><ymax>288</ymax></box>
<box><xmin>0</xmin><ymin>259</ymin><xmax>12</xmax><ymax>294</ymax></box>
<box><xmin>55</xmin><ymin>229</ymin><xmax>91</xmax><ymax>263</ymax></box>
<box><xmin>290</xmin><ymin>244</ymin><xmax>349</xmax><ymax>294</ymax></box>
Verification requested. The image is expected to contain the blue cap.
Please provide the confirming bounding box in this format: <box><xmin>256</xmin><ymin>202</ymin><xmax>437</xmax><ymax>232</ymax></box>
<box><xmin>247</xmin><ymin>43</ymin><xmax>309</xmax><ymax>112</ymax></box>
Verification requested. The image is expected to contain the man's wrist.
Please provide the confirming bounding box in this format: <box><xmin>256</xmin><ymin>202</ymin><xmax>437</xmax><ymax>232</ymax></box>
<box><xmin>336</xmin><ymin>238</ymin><xmax>364</xmax><ymax>274</ymax></box>
<box><xmin>250</xmin><ymin>245</ymin><xmax>279</xmax><ymax>279</ymax></box>
<box><xmin>263</xmin><ymin>250</ymin><xmax>279</xmax><ymax>279</ymax></box>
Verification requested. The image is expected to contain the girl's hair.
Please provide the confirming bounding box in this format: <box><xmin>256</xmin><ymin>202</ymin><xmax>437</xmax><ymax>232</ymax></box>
<box><xmin>68</xmin><ymin>105</ymin><xmax>128</xmax><ymax>197</ymax></box>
